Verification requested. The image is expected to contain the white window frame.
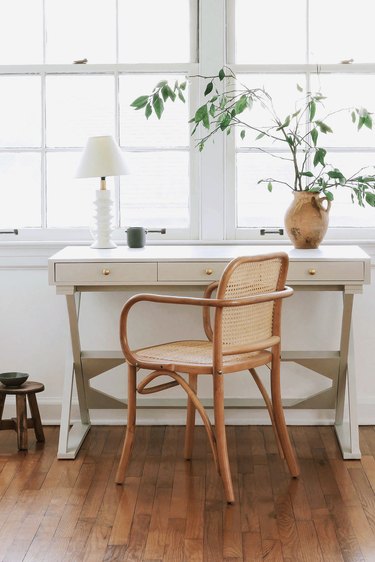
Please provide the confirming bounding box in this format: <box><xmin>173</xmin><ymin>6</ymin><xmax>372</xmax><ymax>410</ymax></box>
<box><xmin>224</xmin><ymin>0</ymin><xmax>375</xmax><ymax>244</ymax></box>
<box><xmin>0</xmin><ymin>1</ymin><xmax>200</xmax><ymax>244</ymax></box>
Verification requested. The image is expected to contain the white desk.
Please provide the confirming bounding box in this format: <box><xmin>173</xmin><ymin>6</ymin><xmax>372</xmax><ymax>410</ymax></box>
<box><xmin>48</xmin><ymin>244</ymin><xmax>371</xmax><ymax>460</ymax></box>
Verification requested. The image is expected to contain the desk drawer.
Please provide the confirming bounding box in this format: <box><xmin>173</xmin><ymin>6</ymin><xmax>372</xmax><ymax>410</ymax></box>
<box><xmin>158</xmin><ymin>261</ymin><xmax>227</xmax><ymax>282</ymax></box>
<box><xmin>55</xmin><ymin>262</ymin><xmax>157</xmax><ymax>284</ymax></box>
<box><xmin>288</xmin><ymin>261</ymin><xmax>364</xmax><ymax>282</ymax></box>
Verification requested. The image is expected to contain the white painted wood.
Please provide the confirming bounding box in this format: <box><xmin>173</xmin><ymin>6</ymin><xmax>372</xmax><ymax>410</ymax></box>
<box><xmin>49</xmin><ymin>244</ymin><xmax>370</xmax><ymax>459</ymax></box>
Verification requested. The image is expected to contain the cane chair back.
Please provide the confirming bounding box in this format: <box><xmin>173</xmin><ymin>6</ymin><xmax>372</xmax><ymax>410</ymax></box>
<box><xmin>217</xmin><ymin>255</ymin><xmax>286</xmax><ymax>350</ymax></box>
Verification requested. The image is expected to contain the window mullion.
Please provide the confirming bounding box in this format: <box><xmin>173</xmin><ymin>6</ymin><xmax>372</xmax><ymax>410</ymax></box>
<box><xmin>199</xmin><ymin>0</ymin><xmax>226</xmax><ymax>240</ymax></box>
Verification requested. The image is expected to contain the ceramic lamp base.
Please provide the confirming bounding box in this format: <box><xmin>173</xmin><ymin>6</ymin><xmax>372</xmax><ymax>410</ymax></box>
<box><xmin>91</xmin><ymin>189</ymin><xmax>117</xmax><ymax>249</ymax></box>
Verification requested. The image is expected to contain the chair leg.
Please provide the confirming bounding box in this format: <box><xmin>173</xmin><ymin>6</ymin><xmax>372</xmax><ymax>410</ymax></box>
<box><xmin>213</xmin><ymin>374</ymin><xmax>235</xmax><ymax>504</ymax></box>
<box><xmin>271</xmin><ymin>349</ymin><xmax>300</xmax><ymax>477</ymax></box>
<box><xmin>115</xmin><ymin>363</ymin><xmax>137</xmax><ymax>484</ymax></box>
<box><xmin>184</xmin><ymin>373</ymin><xmax>197</xmax><ymax>460</ymax></box>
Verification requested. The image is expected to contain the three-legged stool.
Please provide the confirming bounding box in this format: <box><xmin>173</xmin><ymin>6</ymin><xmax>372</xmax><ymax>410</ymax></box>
<box><xmin>0</xmin><ymin>382</ymin><xmax>45</xmax><ymax>450</ymax></box>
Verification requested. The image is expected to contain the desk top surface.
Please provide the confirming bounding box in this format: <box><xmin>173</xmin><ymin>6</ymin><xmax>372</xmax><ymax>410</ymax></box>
<box><xmin>49</xmin><ymin>244</ymin><xmax>370</xmax><ymax>264</ymax></box>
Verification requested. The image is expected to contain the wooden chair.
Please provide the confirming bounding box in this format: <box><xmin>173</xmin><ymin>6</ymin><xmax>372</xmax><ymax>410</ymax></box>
<box><xmin>115</xmin><ymin>252</ymin><xmax>299</xmax><ymax>503</ymax></box>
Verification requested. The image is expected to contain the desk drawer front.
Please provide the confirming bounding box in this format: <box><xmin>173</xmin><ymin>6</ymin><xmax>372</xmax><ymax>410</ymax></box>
<box><xmin>288</xmin><ymin>261</ymin><xmax>364</xmax><ymax>282</ymax></box>
<box><xmin>158</xmin><ymin>261</ymin><xmax>227</xmax><ymax>282</ymax></box>
<box><xmin>55</xmin><ymin>262</ymin><xmax>157</xmax><ymax>284</ymax></box>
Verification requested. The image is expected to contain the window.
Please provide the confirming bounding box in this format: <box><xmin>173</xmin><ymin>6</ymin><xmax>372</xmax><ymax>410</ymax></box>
<box><xmin>1</xmin><ymin>0</ymin><xmax>374</xmax><ymax>243</ymax></box>
<box><xmin>227</xmin><ymin>0</ymin><xmax>375</xmax><ymax>240</ymax></box>
<box><xmin>0</xmin><ymin>0</ymin><xmax>197</xmax><ymax>241</ymax></box>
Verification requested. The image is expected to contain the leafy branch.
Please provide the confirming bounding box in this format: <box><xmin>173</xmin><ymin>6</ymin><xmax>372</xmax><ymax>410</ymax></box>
<box><xmin>131</xmin><ymin>67</ymin><xmax>375</xmax><ymax>207</ymax></box>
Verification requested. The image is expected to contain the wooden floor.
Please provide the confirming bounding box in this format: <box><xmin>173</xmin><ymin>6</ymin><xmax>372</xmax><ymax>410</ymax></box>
<box><xmin>1</xmin><ymin>425</ymin><xmax>375</xmax><ymax>561</ymax></box>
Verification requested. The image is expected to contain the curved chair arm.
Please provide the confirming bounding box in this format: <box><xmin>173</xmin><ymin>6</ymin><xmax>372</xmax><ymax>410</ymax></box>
<box><xmin>119</xmin><ymin>286</ymin><xmax>293</xmax><ymax>365</ymax></box>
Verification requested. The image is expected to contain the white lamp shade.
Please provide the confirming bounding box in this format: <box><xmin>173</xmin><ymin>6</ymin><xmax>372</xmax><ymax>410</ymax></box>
<box><xmin>76</xmin><ymin>135</ymin><xmax>129</xmax><ymax>178</ymax></box>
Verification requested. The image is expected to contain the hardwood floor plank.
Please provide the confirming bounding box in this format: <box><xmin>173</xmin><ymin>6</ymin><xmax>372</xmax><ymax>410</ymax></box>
<box><xmin>184</xmin><ymin>538</ymin><xmax>204</xmax><ymax>562</ymax></box>
<box><xmin>296</xmin><ymin>520</ymin><xmax>325</xmax><ymax>561</ymax></box>
<box><xmin>3</xmin><ymin>426</ymin><xmax>375</xmax><ymax>562</ymax></box>
<box><xmin>109</xmin><ymin>475</ymin><xmax>141</xmax><ymax>546</ymax></box>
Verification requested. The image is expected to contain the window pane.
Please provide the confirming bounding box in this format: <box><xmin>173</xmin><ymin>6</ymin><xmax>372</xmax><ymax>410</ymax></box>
<box><xmin>46</xmin><ymin>75</ymin><xmax>115</xmax><ymax>147</ymax></box>
<box><xmin>235</xmin><ymin>74</ymin><xmax>306</xmax><ymax>149</ymax></box>
<box><xmin>310</xmin><ymin>0</ymin><xmax>375</xmax><ymax>63</ymax></box>
<box><xmin>0</xmin><ymin>0</ymin><xmax>43</xmax><ymax>63</ymax></box>
<box><xmin>118</xmin><ymin>0</ymin><xmax>191</xmax><ymax>63</ymax></box>
<box><xmin>45</xmin><ymin>0</ymin><xmax>116</xmax><ymax>63</ymax></box>
<box><xmin>0</xmin><ymin>153</ymin><xmax>41</xmax><ymax>228</ymax></box>
<box><xmin>120</xmin><ymin>75</ymin><xmax>189</xmax><ymax>148</ymax></box>
<box><xmin>235</xmin><ymin>0</ymin><xmax>306</xmax><ymax>63</ymax></box>
<box><xmin>46</xmin><ymin>152</ymin><xmax>114</xmax><ymax>227</ymax></box>
<box><xmin>326</xmin><ymin>153</ymin><xmax>375</xmax><ymax>228</ymax></box>
<box><xmin>236</xmin><ymin>153</ymin><xmax>292</xmax><ymax>228</ymax></box>
<box><xmin>310</xmin><ymin>74</ymin><xmax>375</xmax><ymax>148</ymax></box>
<box><xmin>120</xmin><ymin>151</ymin><xmax>189</xmax><ymax>228</ymax></box>
<box><xmin>0</xmin><ymin>76</ymin><xmax>41</xmax><ymax>147</ymax></box>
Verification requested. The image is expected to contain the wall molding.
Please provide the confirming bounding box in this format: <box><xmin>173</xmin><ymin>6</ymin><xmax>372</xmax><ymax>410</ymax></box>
<box><xmin>2</xmin><ymin>397</ymin><xmax>374</xmax><ymax>426</ymax></box>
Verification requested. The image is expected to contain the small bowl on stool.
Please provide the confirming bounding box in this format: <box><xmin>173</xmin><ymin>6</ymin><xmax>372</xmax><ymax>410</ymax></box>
<box><xmin>0</xmin><ymin>372</ymin><xmax>29</xmax><ymax>387</ymax></box>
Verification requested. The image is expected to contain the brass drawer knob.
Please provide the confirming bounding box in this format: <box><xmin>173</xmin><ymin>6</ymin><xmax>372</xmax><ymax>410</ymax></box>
<box><xmin>308</xmin><ymin>268</ymin><xmax>316</xmax><ymax>276</ymax></box>
<box><xmin>205</xmin><ymin>268</ymin><xmax>214</xmax><ymax>275</ymax></box>
<box><xmin>102</xmin><ymin>268</ymin><xmax>111</xmax><ymax>276</ymax></box>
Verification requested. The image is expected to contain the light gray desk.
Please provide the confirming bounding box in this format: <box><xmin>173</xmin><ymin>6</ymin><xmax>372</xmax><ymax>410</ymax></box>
<box><xmin>48</xmin><ymin>244</ymin><xmax>371</xmax><ymax>460</ymax></box>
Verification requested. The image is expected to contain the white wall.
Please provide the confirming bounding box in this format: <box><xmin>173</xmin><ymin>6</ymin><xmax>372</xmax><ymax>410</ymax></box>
<box><xmin>1</xmin><ymin>244</ymin><xmax>374</xmax><ymax>426</ymax></box>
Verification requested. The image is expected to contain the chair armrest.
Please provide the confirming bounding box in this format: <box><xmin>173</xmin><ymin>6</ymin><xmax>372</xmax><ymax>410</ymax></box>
<box><xmin>119</xmin><ymin>287</ymin><xmax>293</xmax><ymax>364</ymax></box>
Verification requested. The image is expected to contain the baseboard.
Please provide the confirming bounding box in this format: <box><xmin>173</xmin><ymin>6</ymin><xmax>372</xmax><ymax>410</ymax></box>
<box><xmin>2</xmin><ymin>397</ymin><xmax>374</xmax><ymax>426</ymax></box>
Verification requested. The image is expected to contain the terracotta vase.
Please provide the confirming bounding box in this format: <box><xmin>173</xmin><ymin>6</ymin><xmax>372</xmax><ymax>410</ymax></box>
<box><xmin>284</xmin><ymin>191</ymin><xmax>331</xmax><ymax>249</ymax></box>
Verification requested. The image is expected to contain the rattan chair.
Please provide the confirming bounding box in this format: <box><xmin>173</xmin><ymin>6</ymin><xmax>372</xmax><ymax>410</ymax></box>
<box><xmin>115</xmin><ymin>252</ymin><xmax>299</xmax><ymax>503</ymax></box>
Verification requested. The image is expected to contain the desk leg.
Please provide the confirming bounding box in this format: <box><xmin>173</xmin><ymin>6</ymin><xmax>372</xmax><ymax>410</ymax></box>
<box><xmin>334</xmin><ymin>292</ymin><xmax>361</xmax><ymax>459</ymax></box>
<box><xmin>58</xmin><ymin>293</ymin><xmax>91</xmax><ymax>459</ymax></box>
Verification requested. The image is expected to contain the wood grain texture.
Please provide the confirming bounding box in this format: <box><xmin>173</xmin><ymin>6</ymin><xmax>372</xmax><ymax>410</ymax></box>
<box><xmin>1</xmin><ymin>425</ymin><xmax>375</xmax><ymax>561</ymax></box>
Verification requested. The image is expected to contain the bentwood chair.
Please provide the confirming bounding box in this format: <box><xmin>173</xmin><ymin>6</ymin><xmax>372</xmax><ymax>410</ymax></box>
<box><xmin>115</xmin><ymin>252</ymin><xmax>299</xmax><ymax>503</ymax></box>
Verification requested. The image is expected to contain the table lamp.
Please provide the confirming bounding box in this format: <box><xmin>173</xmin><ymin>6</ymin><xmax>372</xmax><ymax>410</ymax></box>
<box><xmin>76</xmin><ymin>135</ymin><xmax>129</xmax><ymax>249</ymax></box>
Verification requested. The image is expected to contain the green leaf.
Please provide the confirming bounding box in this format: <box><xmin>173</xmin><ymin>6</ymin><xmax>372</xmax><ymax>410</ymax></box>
<box><xmin>130</xmin><ymin>95</ymin><xmax>149</xmax><ymax>109</ymax></box>
<box><xmin>156</xmin><ymin>80</ymin><xmax>168</xmax><ymax>89</ymax></box>
<box><xmin>365</xmin><ymin>114</ymin><xmax>373</xmax><ymax>129</ymax></box>
<box><xmin>365</xmin><ymin>192</ymin><xmax>375</xmax><ymax>206</ymax></box>
<box><xmin>209</xmin><ymin>103</ymin><xmax>216</xmax><ymax>117</ymax></box>
<box><xmin>316</xmin><ymin>120</ymin><xmax>333</xmax><ymax>134</ymax></box>
<box><xmin>204</xmin><ymin>81</ymin><xmax>214</xmax><ymax>96</ymax></box>
<box><xmin>178</xmin><ymin>90</ymin><xmax>186</xmax><ymax>103</ymax></box>
<box><xmin>297</xmin><ymin>83</ymin><xmax>303</xmax><ymax>92</ymax></box>
<box><xmin>309</xmin><ymin>100</ymin><xmax>316</xmax><ymax>121</ymax></box>
<box><xmin>179</xmin><ymin>81</ymin><xmax>187</xmax><ymax>90</ymax></box>
<box><xmin>301</xmin><ymin>171</ymin><xmax>314</xmax><ymax>177</ymax></box>
<box><xmin>219</xmin><ymin>112</ymin><xmax>231</xmax><ymax>130</ymax></box>
<box><xmin>240</xmin><ymin>129</ymin><xmax>246</xmax><ymax>140</ymax></box>
<box><xmin>351</xmin><ymin>111</ymin><xmax>356</xmax><ymax>123</ymax></box>
<box><xmin>276</xmin><ymin>115</ymin><xmax>291</xmax><ymax>130</ymax></box>
<box><xmin>325</xmin><ymin>191</ymin><xmax>334</xmax><ymax>201</ymax></box>
<box><xmin>311</xmin><ymin>128</ymin><xmax>318</xmax><ymax>146</ymax></box>
<box><xmin>267</xmin><ymin>182</ymin><xmax>273</xmax><ymax>192</ymax></box>
<box><xmin>313</xmin><ymin>147</ymin><xmax>327</xmax><ymax>167</ymax></box>
<box><xmin>327</xmin><ymin>170</ymin><xmax>346</xmax><ymax>183</ymax></box>
<box><xmin>152</xmin><ymin>94</ymin><xmax>164</xmax><ymax>119</ymax></box>
<box><xmin>218</xmin><ymin>68</ymin><xmax>225</xmax><ymax>81</ymax></box>
<box><xmin>195</xmin><ymin>104</ymin><xmax>210</xmax><ymax>129</ymax></box>
<box><xmin>255</xmin><ymin>132</ymin><xmax>265</xmax><ymax>140</ymax></box>
<box><xmin>161</xmin><ymin>85</ymin><xmax>170</xmax><ymax>102</ymax></box>
<box><xmin>234</xmin><ymin>95</ymin><xmax>248</xmax><ymax>115</ymax></box>
<box><xmin>145</xmin><ymin>103</ymin><xmax>152</xmax><ymax>119</ymax></box>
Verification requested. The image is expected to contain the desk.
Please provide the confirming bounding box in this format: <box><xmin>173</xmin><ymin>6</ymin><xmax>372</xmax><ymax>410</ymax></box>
<box><xmin>48</xmin><ymin>244</ymin><xmax>371</xmax><ymax>460</ymax></box>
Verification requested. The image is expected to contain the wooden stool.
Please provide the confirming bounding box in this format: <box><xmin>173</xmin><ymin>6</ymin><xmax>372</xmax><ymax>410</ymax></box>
<box><xmin>0</xmin><ymin>382</ymin><xmax>45</xmax><ymax>450</ymax></box>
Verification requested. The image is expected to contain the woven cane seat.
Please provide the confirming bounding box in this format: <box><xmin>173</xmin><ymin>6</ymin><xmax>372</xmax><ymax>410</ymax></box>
<box><xmin>133</xmin><ymin>340</ymin><xmax>272</xmax><ymax>374</ymax></box>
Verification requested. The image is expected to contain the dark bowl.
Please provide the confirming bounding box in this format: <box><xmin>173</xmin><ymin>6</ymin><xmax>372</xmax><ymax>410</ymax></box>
<box><xmin>0</xmin><ymin>372</ymin><xmax>29</xmax><ymax>387</ymax></box>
